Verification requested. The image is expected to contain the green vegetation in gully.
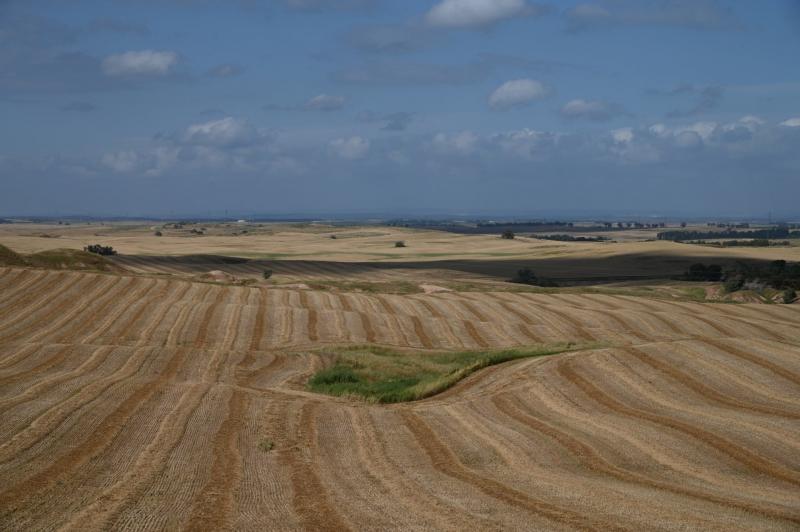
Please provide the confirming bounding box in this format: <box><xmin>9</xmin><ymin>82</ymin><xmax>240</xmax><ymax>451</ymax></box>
<box><xmin>308</xmin><ymin>342</ymin><xmax>591</xmax><ymax>403</ymax></box>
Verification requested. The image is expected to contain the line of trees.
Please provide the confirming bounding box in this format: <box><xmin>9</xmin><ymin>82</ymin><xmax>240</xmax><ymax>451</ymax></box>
<box><xmin>684</xmin><ymin>260</ymin><xmax>800</xmax><ymax>298</ymax></box>
<box><xmin>536</xmin><ymin>234</ymin><xmax>609</xmax><ymax>242</ymax></box>
<box><xmin>659</xmin><ymin>227</ymin><xmax>800</xmax><ymax>241</ymax></box>
<box><xmin>685</xmin><ymin>239</ymin><xmax>789</xmax><ymax>247</ymax></box>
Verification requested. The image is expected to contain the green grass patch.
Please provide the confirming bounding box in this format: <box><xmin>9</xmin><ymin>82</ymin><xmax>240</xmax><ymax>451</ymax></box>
<box><xmin>680</xmin><ymin>286</ymin><xmax>708</xmax><ymax>301</ymax></box>
<box><xmin>307</xmin><ymin>342</ymin><xmax>593</xmax><ymax>403</ymax></box>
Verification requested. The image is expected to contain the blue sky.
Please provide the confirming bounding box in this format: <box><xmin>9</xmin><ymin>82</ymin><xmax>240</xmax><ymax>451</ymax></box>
<box><xmin>1</xmin><ymin>0</ymin><xmax>799</xmax><ymax>217</ymax></box>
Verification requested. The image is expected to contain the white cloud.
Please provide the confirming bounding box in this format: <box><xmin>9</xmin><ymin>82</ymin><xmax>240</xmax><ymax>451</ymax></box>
<box><xmin>183</xmin><ymin>117</ymin><xmax>259</xmax><ymax>147</ymax></box>
<box><xmin>611</xmin><ymin>127</ymin><xmax>634</xmax><ymax>144</ymax></box>
<box><xmin>330</xmin><ymin>136</ymin><xmax>370</xmax><ymax>159</ymax></box>
<box><xmin>102</xmin><ymin>150</ymin><xmax>144</xmax><ymax>173</ymax></box>
<box><xmin>426</xmin><ymin>0</ymin><xmax>529</xmax><ymax>28</ymax></box>
<box><xmin>102</xmin><ymin>50</ymin><xmax>179</xmax><ymax>77</ymax></box>
<box><xmin>432</xmin><ymin>131</ymin><xmax>479</xmax><ymax>155</ymax></box>
<box><xmin>560</xmin><ymin>99</ymin><xmax>621</xmax><ymax>121</ymax></box>
<box><xmin>488</xmin><ymin>79</ymin><xmax>549</xmax><ymax>110</ymax></box>
<box><xmin>780</xmin><ymin>117</ymin><xmax>800</xmax><ymax>127</ymax></box>
<box><xmin>304</xmin><ymin>94</ymin><xmax>346</xmax><ymax>111</ymax></box>
<box><xmin>490</xmin><ymin>128</ymin><xmax>555</xmax><ymax>159</ymax></box>
<box><xmin>678</xmin><ymin>121</ymin><xmax>717</xmax><ymax>141</ymax></box>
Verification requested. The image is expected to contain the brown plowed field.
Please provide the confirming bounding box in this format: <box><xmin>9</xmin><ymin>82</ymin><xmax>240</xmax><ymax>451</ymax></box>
<box><xmin>1</xmin><ymin>265</ymin><xmax>799</xmax><ymax>530</ymax></box>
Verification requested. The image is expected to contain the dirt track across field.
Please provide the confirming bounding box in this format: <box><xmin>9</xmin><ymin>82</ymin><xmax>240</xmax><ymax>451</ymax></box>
<box><xmin>1</xmin><ymin>265</ymin><xmax>799</xmax><ymax>530</ymax></box>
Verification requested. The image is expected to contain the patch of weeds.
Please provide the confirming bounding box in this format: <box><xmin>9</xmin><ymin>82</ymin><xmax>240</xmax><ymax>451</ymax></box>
<box><xmin>306</xmin><ymin>342</ymin><xmax>593</xmax><ymax>403</ymax></box>
<box><xmin>258</xmin><ymin>438</ymin><xmax>274</xmax><ymax>453</ymax></box>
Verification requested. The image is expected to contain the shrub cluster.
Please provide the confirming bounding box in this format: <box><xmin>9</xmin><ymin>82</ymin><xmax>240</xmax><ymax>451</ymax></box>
<box><xmin>686</xmin><ymin>260</ymin><xmax>800</xmax><ymax>299</ymax></box>
<box><xmin>83</xmin><ymin>244</ymin><xmax>117</xmax><ymax>256</ymax></box>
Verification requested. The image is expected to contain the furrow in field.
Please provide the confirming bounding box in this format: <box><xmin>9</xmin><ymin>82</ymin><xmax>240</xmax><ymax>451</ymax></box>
<box><xmin>184</xmin><ymin>389</ymin><xmax>249</xmax><ymax>531</ymax></box>
<box><xmin>28</xmin><ymin>275</ymin><xmax>129</xmax><ymax>345</ymax></box>
<box><xmin>410</xmin><ymin>315</ymin><xmax>434</xmax><ymax>349</ymax></box>
<box><xmin>249</xmin><ymin>289</ymin><xmax>268</xmax><ymax>352</ymax></box>
<box><xmin>700</xmin><ymin>338</ymin><xmax>800</xmax><ymax>388</ymax></box>
<box><xmin>0</xmin><ymin>346</ymin><xmax>114</xmax><ymax>414</ymax></box>
<box><xmin>462</xmin><ymin>320</ymin><xmax>489</xmax><ymax>348</ymax></box>
<box><xmin>0</xmin><ymin>345</ymin><xmax>74</xmax><ymax>388</ymax></box>
<box><xmin>0</xmin><ymin>344</ymin><xmax>42</xmax><ymax>371</ymax></box>
<box><xmin>135</xmin><ymin>282</ymin><xmax>194</xmax><ymax>347</ymax></box>
<box><xmin>0</xmin><ymin>346</ymin><xmax>189</xmax><ymax>513</ymax></box>
<box><xmin>0</xmin><ymin>270</ymin><xmax>56</xmax><ymax>313</ymax></box>
<box><xmin>492</xmin><ymin>393</ymin><xmax>800</xmax><ymax>526</ymax></box>
<box><xmin>557</xmin><ymin>358</ymin><xmax>800</xmax><ymax>487</ymax></box>
<box><xmin>0</xmin><ymin>273</ymin><xmax>85</xmax><ymax>339</ymax></box>
<box><xmin>75</xmin><ymin>277</ymin><xmax>160</xmax><ymax>345</ymax></box>
<box><xmin>621</xmin><ymin>346</ymin><xmax>800</xmax><ymax>419</ymax></box>
<box><xmin>0</xmin><ymin>273</ymin><xmax>110</xmax><ymax>346</ymax></box>
<box><xmin>0</xmin><ymin>270</ymin><xmax>45</xmax><ymax>310</ymax></box>
<box><xmin>398</xmin><ymin>409</ymin><xmax>624</xmax><ymax>532</ymax></box>
<box><xmin>192</xmin><ymin>288</ymin><xmax>227</xmax><ymax>349</ymax></box>
<box><xmin>298</xmin><ymin>291</ymin><xmax>319</xmax><ymax>343</ymax></box>
<box><xmin>58</xmin><ymin>383</ymin><xmax>212</xmax><ymax>532</ymax></box>
<box><xmin>349</xmin><ymin>408</ymin><xmax>495</xmax><ymax>530</ymax></box>
<box><xmin>283</xmin><ymin>401</ymin><xmax>351</xmax><ymax>531</ymax></box>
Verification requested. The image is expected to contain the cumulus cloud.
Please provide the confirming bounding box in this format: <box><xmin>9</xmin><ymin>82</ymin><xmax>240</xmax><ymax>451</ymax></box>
<box><xmin>431</xmin><ymin>131</ymin><xmax>479</xmax><ymax>155</ymax></box>
<box><xmin>102</xmin><ymin>50</ymin><xmax>179</xmax><ymax>77</ymax></box>
<box><xmin>329</xmin><ymin>136</ymin><xmax>370</xmax><ymax>159</ymax></box>
<box><xmin>182</xmin><ymin>116</ymin><xmax>259</xmax><ymax>147</ymax></box>
<box><xmin>780</xmin><ymin>117</ymin><xmax>800</xmax><ymax>127</ymax></box>
<box><xmin>488</xmin><ymin>79</ymin><xmax>549</xmax><ymax>110</ymax></box>
<box><xmin>560</xmin><ymin>99</ymin><xmax>625</xmax><ymax>121</ymax></box>
<box><xmin>566</xmin><ymin>0</ymin><xmax>741</xmax><ymax>31</ymax></box>
<box><xmin>304</xmin><ymin>94</ymin><xmax>346</xmax><ymax>111</ymax></box>
<box><xmin>102</xmin><ymin>150</ymin><xmax>145</xmax><ymax>173</ymax></box>
<box><xmin>425</xmin><ymin>0</ymin><xmax>547</xmax><ymax>29</ymax></box>
<box><xmin>26</xmin><ymin>114</ymin><xmax>800</xmax><ymax>216</ymax></box>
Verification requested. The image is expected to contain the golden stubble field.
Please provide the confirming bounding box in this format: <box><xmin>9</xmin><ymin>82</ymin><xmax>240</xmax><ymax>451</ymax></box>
<box><xmin>1</xmin><ymin>222</ymin><xmax>799</xmax><ymax>530</ymax></box>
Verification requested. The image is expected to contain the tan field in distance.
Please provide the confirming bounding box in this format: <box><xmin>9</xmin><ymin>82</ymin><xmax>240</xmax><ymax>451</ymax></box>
<box><xmin>1</xmin><ymin>220</ymin><xmax>799</xmax><ymax>530</ymax></box>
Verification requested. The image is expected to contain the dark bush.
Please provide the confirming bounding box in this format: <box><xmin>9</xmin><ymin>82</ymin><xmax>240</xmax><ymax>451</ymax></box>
<box><xmin>395</xmin><ymin>241</ymin><xmax>406</xmax><ymax>248</ymax></box>
<box><xmin>723</xmin><ymin>277</ymin><xmax>744</xmax><ymax>293</ymax></box>
<box><xmin>501</xmin><ymin>230</ymin><xmax>515</xmax><ymax>239</ymax></box>
<box><xmin>84</xmin><ymin>244</ymin><xmax>117</xmax><ymax>256</ymax></box>
<box><xmin>262</xmin><ymin>269</ymin><xmax>273</xmax><ymax>280</ymax></box>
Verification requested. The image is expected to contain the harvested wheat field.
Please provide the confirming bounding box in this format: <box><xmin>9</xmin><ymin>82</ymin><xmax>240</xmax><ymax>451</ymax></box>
<box><xmin>1</xmin><ymin>234</ymin><xmax>799</xmax><ymax>532</ymax></box>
